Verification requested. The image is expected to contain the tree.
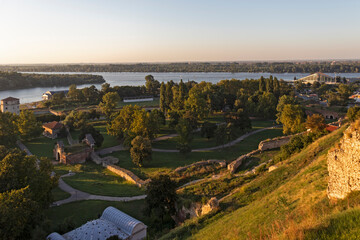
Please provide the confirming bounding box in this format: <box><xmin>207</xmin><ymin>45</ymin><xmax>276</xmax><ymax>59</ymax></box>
<box><xmin>99</xmin><ymin>92</ymin><xmax>120</xmax><ymax>118</ymax></box>
<box><xmin>17</xmin><ymin>110</ymin><xmax>43</xmax><ymax>141</ymax></box>
<box><xmin>145</xmin><ymin>75</ymin><xmax>160</xmax><ymax>95</ymax></box>
<box><xmin>159</xmin><ymin>82</ymin><xmax>167</xmax><ymax>113</ymax></box>
<box><xmin>224</xmin><ymin>109</ymin><xmax>251</xmax><ymax>131</ymax></box>
<box><xmin>63</xmin><ymin>110</ymin><xmax>89</xmax><ymax>130</ymax></box>
<box><xmin>305</xmin><ymin>114</ymin><xmax>325</xmax><ymax>132</ymax></box>
<box><xmin>347</xmin><ymin>106</ymin><xmax>360</xmax><ymax>122</ymax></box>
<box><xmin>130</xmin><ymin>136</ymin><xmax>152</xmax><ymax>167</ymax></box>
<box><xmin>215</xmin><ymin>124</ymin><xmax>227</xmax><ymax>147</ymax></box>
<box><xmin>201</xmin><ymin>121</ymin><xmax>217</xmax><ymax>140</ymax></box>
<box><xmin>144</xmin><ymin>174</ymin><xmax>177</xmax><ymax>231</ymax></box>
<box><xmin>185</xmin><ymin>87</ymin><xmax>209</xmax><ymax>120</ymax></box>
<box><xmin>175</xmin><ymin>118</ymin><xmax>193</xmax><ymax>153</ymax></box>
<box><xmin>67</xmin><ymin>84</ymin><xmax>84</xmax><ymax>102</ymax></box>
<box><xmin>276</xmin><ymin>95</ymin><xmax>296</xmax><ymax>124</ymax></box>
<box><xmin>278</xmin><ymin>104</ymin><xmax>305</xmax><ymax>134</ymax></box>
<box><xmin>0</xmin><ymin>112</ymin><xmax>18</xmax><ymax>147</ymax></box>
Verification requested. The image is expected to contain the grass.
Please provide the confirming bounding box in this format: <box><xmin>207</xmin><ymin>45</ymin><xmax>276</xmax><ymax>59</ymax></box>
<box><xmin>160</xmin><ymin>125</ymin><xmax>347</xmax><ymax>240</ymax></box>
<box><xmin>93</xmin><ymin>124</ymin><xmax>120</xmax><ymax>149</ymax></box>
<box><xmin>54</xmin><ymin>162</ymin><xmax>145</xmax><ymax>197</ymax></box>
<box><xmin>25</xmin><ymin>136</ymin><xmax>68</xmax><ymax>159</ymax></box>
<box><xmin>117</xmin><ymin>98</ymin><xmax>160</xmax><ymax>108</ymax></box>
<box><xmin>110</xmin><ymin>128</ymin><xmax>284</xmax><ymax>179</ymax></box>
<box><xmin>52</xmin><ymin>187</ymin><xmax>71</xmax><ymax>202</ymax></box>
<box><xmin>45</xmin><ymin>200</ymin><xmax>147</xmax><ymax>234</ymax></box>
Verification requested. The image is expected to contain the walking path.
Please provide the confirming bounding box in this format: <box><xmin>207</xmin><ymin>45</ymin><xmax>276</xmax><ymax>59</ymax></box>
<box><xmin>16</xmin><ymin>140</ymin><xmax>34</xmax><ymax>156</ymax></box>
<box><xmin>66</xmin><ymin>128</ymin><xmax>79</xmax><ymax>145</ymax></box>
<box><xmin>53</xmin><ymin>174</ymin><xmax>147</xmax><ymax>206</ymax></box>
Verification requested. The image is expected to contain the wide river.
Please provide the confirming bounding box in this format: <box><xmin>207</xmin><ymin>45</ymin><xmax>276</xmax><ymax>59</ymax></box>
<box><xmin>2</xmin><ymin>72</ymin><xmax>360</xmax><ymax>104</ymax></box>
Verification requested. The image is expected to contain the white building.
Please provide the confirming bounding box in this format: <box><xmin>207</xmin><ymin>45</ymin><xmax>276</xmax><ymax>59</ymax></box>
<box><xmin>298</xmin><ymin>72</ymin><xmax>336</xmax><ymax>84</ymax></box>
<box><xmin>42</xmin><ymin>90</ymin><xmax>69</xmax><ymax>101</ymax></box>
<box><xmin>47</xmin><ymin>207</ymin><xmax>147</xmax><ymax>240</ymax></box>
<box><xmin>123</xmin><ymin>96</ymin><xmax>154</xmax><ymax>103</ymax></box>
<box><xmin>1</xmin><ymin>97</ymin><xmax>20</xmax><ymax>115</ymax></box>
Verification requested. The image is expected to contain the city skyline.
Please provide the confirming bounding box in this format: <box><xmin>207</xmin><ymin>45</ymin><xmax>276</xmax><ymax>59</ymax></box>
<box><xmin>1</xmin><ymin>0</ymin><xmax>360</xmax><ymax>64</ymax></box>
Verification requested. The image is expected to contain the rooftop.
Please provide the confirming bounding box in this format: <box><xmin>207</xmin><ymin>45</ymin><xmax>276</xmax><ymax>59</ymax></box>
<box><xmin>43</xmin><ymin>121</ymin><xmax>64</xmax><ymax>130</ymax></box>
<box><xmin>1</xmin><ymin>96</ymin><xmax>19</xmax><ymax>102</ymax></box>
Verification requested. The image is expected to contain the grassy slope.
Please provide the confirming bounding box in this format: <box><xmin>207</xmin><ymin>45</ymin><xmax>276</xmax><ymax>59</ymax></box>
<box><xmin>161</xmin><ymin>125</ymin><xmax>351</xmax><ymax>240</ymax></box>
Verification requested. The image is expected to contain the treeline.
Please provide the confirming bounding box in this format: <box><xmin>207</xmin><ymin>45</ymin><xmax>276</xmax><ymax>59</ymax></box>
<box><xmin>1</xmin><ymin>61</ymin><xmax>360</xmax><ymax>73</ymax></box>
<box><xmin>0</xmin><ymin>71</ymin><xmax>105</xmax><ymax>91</ymax></box>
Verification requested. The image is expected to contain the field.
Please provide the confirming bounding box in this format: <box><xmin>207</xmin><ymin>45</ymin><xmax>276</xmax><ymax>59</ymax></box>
<box><xmin>25</xmin><ymin>136</ymin><xmax>68</xmax><ymax>159</ymax></box>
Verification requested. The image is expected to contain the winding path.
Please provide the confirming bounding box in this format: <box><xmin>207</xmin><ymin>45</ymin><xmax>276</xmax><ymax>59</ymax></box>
<box><xmin>53</xmin><ymin>174</ymin><xmax>146</xmax><ymax>206</ymax></box>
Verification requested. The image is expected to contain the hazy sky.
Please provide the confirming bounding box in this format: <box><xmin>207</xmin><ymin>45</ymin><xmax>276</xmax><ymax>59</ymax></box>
<box><xmin>1</xmin><ymin>0</ymin><xmax>360</xmax><ymax>64</ymax></box>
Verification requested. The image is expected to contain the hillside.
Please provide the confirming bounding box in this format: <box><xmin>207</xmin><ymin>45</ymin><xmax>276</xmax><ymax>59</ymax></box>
<box><xmin>0</xmin><ymin>71</ymin><xmax>105</xmax><ymax>90</ymax></box>
<box><xmin>161</xmin><ymin>124</ymin><xmax>360</xmax><ymax>239</ymax></box>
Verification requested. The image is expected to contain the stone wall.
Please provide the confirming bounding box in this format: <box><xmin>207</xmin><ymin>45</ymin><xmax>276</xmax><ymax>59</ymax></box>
<box><xmin>104</xmin><ymin>164</ymin><xmax>150</xmax><ymax>188</ymax></box>
<box><xmin>227</xmin><ymin>149</ymin><xmax>260</xmax><ymax>174</ymax></box>
<box><xmin>327</xmin><ymin>126</ymin><xmax>360</xmax><ymax>199</ymax></box>
<box><xmin>258</xmin><ymin>135</ymin><xmax>293</xmax><ymax>151</ymax></box>
<box><xmin>174</xmin><ymin>160</ymin><xmax>226</xmax><ymax>173</ymax></box>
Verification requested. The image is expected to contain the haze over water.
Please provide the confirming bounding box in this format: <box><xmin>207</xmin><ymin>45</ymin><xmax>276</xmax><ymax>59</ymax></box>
<box><xmin>2</xmin><ymin>72</ymin><xmax>360</xmax><ymax>104</ymax></box>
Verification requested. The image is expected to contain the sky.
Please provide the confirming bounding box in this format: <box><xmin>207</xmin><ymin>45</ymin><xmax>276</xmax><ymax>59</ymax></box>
<box><xmin>0</xmin><ymin>0</ymin><xmax>360</xmax><ymax>64</ymax></box>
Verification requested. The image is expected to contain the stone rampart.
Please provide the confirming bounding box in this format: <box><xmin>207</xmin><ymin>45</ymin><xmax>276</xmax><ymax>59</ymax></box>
<box><xmin>174</xmin><ymin>160</ymin><xmax>226</xmax><ymax>173</ymax></box>
<box><xmin>104</xmin><ymin>164</ymin><xmax>150</xmax><ymax>188</ymax></box>
<box><xmin>258</xmin><ymin>135</ymin><xmax>293</xmax><ymax>151</ymax></box>
<box><xmin>327</xmin><ymin>126</ymin><xmax>360</xmax><ymax>199</ymax></box>
<box><xmin>227</xmin><ymin>149</ymin><xmax>260</xmax><ymax>174</ymax></box>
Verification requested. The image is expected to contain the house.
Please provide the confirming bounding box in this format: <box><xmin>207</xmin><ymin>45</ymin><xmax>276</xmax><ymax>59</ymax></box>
<box><xmin>42</xmin><ymin>90</ymin><xmax>69</xmax><ymax>101</ymax></box>
<box><xmin>82</xmin><ymin>133</ymin><xmax>96</xmax><ymax>148</ymax></box>
<box><xmin>54</xmin><ymin>141</ymin><xmax>92</xmax><ymax>164</ymax></box>
<box><xmin>47</xmin><ymin>206</ymin><xmax>147</xmax><ymax>240</ymax></box>
<box><xmin>123</xmin><ymin>96</ymin><xmax>154</xmax><ymax>103</ymax></box>
<box><xmin>298</xmin><ymin>72</ymin><xmax>336</xmax><ymax>85</ymax></box>
<box><xmin>43</xmin><ymin>121</ymin><xmax>64</xmax><ymax>139</ymax></box>
<box><xmin>1</xmin><ymin>97</ymin><xmax>20</xmax><ymax>115</ymax></box>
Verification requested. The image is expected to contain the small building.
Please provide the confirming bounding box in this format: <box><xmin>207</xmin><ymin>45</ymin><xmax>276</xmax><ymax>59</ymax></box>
<box><xmin>298</xmin><ymin>72</ymin><xmax>336</xmax><ymax>85</ymax></box>
<box><xmin>123</xmin><ymin>96</ymin><xmax>154</xmax><ymax>103</ymax></box>
<box><xmin>82</xmin><ymin>133</ymin><xmax>96</xmax><ymax>148</ymax></box>
<box><xmin>1</xmin><ymin>97</ymin><xmax>20</xmax><ymax>115</ymax></box>
<box><xmin>43</xmin><ymin>121</ymin><xmax>64</xmax><ymax>139</ymax></box>
<box><xmin>42</xmin><ymin>90</ymin><xmax>69</xmax><ymax>101</ymax></box>
<box><xmin>47</xmin><ymin>206</ymin><xmax>147</xmax><ymax>240</ymax></box>
<box><xmin>54</xmin><ymin>141</ymin><xmax>92</xmax><ymax>164</ymax></box>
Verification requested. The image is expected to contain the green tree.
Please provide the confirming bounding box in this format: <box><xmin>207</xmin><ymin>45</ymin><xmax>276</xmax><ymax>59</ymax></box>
<box><xmin>201</xmin><ymin>121</ymin><xmax>217</xmax><ymax>140</ymax></box>
<box><xmin>159</xmin><ymin>82</ymin><xmax>167</xmax><ymax>113</ymax></box>
<box><xmin>145</xmin><ymin>75</ymin><xmax>160</xmax><ymax>95</ymax></box>
<box><xmin>0</xmin><ymin>112</ymin><xmax>18</xmax><ymax>147</ymax></box>
<box><xmin>144</xmin><ymin>174</ymin><xmax>177</xmax><ymax>231</ymax></box>
<box><xmin>17</xmin><ymin>110</ymin><xmax>43</xmax><ymax>141</ymax></box>
<box><xmin>99</xmin><ymin>92</ymin><xmax>120</xmax><ymax>118</ymax></box>
<box><xmin>278</xmin><ymin>104</ymin><xmax>305</xmax><ymax>134</ymax></box>
<box><xmin>130</xmin><ymin>136</ymin><xmax>152</xmax><ymax>167</ymax></box>
<box><xmin>63</xmin><ymin>110</ymin><xmax>89</xmax><ymax>130</ymax></box>
<box><xmin>276</xmin><ymin>95</ymin><xmax>296</xmax><ymax>124</ymax></box>
<box><xmin>305</xmin><ymin>114</ymin><xmax>325</xmax><ymax>132</ymax></box>
<box><xmin>215</xmin><ymin>124</ymin><xmax>227</xmax><ymax>147</ymax></box>
<box><xmin>175</xmin><ymin>118</ymin><xmax>193</xmax><ymax>153</ymax></box>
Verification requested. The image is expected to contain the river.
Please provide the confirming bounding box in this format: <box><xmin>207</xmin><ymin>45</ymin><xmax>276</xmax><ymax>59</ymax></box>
<box><xmin>1</xmin><ymin>72</ymin><xmax>360</xmax><ymax>104</ymax></box>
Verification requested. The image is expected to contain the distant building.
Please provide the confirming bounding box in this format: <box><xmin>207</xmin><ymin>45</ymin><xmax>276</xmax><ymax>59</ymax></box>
<box><xmin>298</xmin><ymin>72</ymin><xmax>336</xmax><ymax>84</ymax></box>
<box><xmin>43</xmin><ymin>121</ymin><xmax>64</xmax><ymax>139</ymax></box>
<box><xmin>42</xmin><ymin>90</ymin><xmax>69</xmax><ymax>101</ymax></box>
<box><xmin>1</xmin><ymin>97</ymin><xmax>20</xmax><ymax>115</ymax></box>
<box><xmin>123</xmin><ymin>96</ymin><xmax>154</xmax><ymax>103</ymax></box>
<box><xmin>82</xmin><ymin>133</ymin><xmax>96</xmax><ymax>148</ymax></box>
<box><xmin>47</xmin><ymin>206</ymin><xmax>147</xmax><ymax>240</ymax></box>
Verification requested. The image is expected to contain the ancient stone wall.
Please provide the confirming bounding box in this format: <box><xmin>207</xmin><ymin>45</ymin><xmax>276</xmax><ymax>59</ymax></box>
<box><xmin>258</xmin><ymin>135</ymin><xmax>293</xmax><ymax>151</ymax></box>
<box><xmin>104</xmin><ymin>164</ymin><xmax>150</xmax><ymax>188</ymax></box>
<box><xmin>227</xmin><ymin>149</ymin><xmax>260</xmax><ymax>174</ymax></box>
<box><xmin>327</xmin><ymin>126</ymin><xmax>360</xmax><ymax>199</ymax></box>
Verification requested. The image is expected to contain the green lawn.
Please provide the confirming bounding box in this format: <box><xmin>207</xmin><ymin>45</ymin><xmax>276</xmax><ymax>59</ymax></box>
<box><xmin>117</xmin><ymin>98</ymin><xmax>160</xmax><ymax>108</ymax></box>
<box><xmin>25</xmin><ymin>136</ymin><xmax>68</xmax><ymax>159</ymax></box>
<box><xmin>110</xmin><ymin>128</ymin><xmax>284</xmax><ymax>179</ymax></box>
<box><xmin>45</xmin><ymin>200</ymin><xmax>147</xmax><ymax>233</ymax></box>
<box><xmin>52</xmin><ymin>187</ymin><xmax>71</xmax><ymax>202</ymax></box>
<box><xmin>54</xmin><ymin>162</ymin><xmax>145</xmax><ymax>197</ymax></box>
<box><xmin>93</xmin><ymin>125</ymin><xmax>120</xmax><ymax>149</ymax></box>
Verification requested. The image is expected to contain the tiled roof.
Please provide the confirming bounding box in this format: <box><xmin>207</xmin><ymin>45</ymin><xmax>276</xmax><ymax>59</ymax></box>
<box><xmin>1</xmin><ymin>97</ymin><xmax>19</xmax><ymax>101</ymax></box>
<box><xmin>326</xmin><ymin>125</ymin><xmax>338</xmax><ymax>132</ymax></box>
<box><xmin>43</xmin><ymin>121</ymin><xmax>63</xmax><ymax>130</ymax></box>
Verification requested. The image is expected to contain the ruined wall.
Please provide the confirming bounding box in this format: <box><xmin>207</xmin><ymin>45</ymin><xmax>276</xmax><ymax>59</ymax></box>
<box><xmin>327</xmin><ymin>126</ymin><xmax>360</xmax><ymax>199</ymax></box>
<box><xmin>258</xmin><ymin>135</ymin><xmax>293</xmax><ymax>151</ymax></box>
<box><xmin>105</xmin><ymin>164</ymin><xmax>150</xmax><ymax>188</ymax></box>
<box><xmin>227</xmin><ymin>149</ymin><xmax>260</xmax><ymax>174</ymax></box>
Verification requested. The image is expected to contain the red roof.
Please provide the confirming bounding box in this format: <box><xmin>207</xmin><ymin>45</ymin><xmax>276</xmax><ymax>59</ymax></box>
<box><xmin>43</xmin><ymin>121</ymin><xmax>63</xmax><ymax>130</ymax></box>
<box><xmin>326</xmin><ymin>125</ymin><xmax>338</xmax><ymax>132</ymax></box>
<box><xmin>1</xmin><ymin>97</ymin><xmax>19</xmax><ymax>101</ymax></box>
